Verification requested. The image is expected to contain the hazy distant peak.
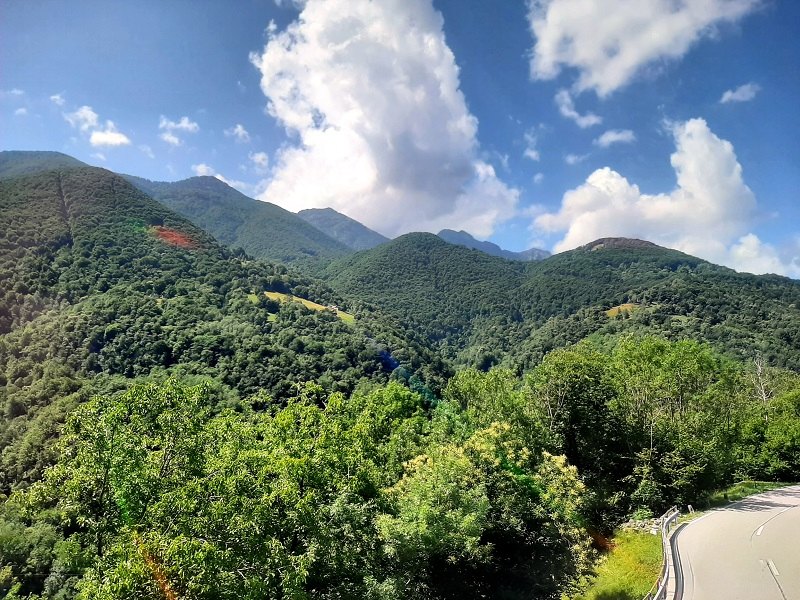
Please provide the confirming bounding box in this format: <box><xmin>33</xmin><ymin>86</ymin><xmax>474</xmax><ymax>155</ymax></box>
<box><xmin>437</xmin><ymin>229</ymin><xmax>549</xmax><ymax>261</ymax></box>
<box><xmin>298</xmin><ymin>207</ymin><xmax>389</xmax><ymax>251</ymax></box>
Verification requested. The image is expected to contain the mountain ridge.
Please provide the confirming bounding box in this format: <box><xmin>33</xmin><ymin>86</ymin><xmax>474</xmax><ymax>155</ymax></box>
<box><xmin>297</xmin><ymin>207</ymin><xmax>390</xmax><ymax>251</ymax></box>
<box><xmin>437</xmin><ymin>228</ymin><xmax>550</xmax><ymax>261</ymax></box>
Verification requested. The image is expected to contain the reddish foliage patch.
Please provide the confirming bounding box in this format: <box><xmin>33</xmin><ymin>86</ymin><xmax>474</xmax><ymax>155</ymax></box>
<box><xmin>151</xmin><ymin>226</ymin><xmax>197</xmax><ymax>249</ymax></box>
<box><xmin>588</xmin><ymin>528</ymin><xmax>615</xmax><ymax>552</ymax></box>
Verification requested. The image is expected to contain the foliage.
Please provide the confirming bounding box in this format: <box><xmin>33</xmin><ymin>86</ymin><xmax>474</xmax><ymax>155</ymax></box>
<box><xmin>569</xmin><ymin>530</ymin><xmax>662</xmax><ymax>600</ymax></box>
<box><xmin>125</xmin><ymin>175</ymin><xmax>352</xmax><ymax>266</ymax></box>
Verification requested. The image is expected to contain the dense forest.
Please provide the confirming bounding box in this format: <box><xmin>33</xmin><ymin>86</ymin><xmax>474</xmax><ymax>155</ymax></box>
<box><xmin>0</xmin><ymin>152</ymin><xmax>799</xmax><ymax>599</ymax></box>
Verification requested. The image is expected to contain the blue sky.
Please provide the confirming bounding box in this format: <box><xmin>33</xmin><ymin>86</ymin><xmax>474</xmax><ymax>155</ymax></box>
<box><xmin>2</xmin><ymin>0</ymin><xmax>798</xmax><ymax>276</ymax></box>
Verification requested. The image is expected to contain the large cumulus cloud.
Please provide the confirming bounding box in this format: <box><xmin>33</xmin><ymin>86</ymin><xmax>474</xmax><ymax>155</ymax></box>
<box><xmin>250</xmin><ymin>0</ymin><xmax>518</xmax><ymax>237</ymax></box>
<box><xmin>534</xmin><ymin>118</ymin><xmax>798</xmax><ymax>277</ymax></box>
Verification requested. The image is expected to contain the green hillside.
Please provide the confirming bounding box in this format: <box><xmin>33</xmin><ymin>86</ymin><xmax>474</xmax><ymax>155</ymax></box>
<box><xmin>298</xmin><ymin>206</ymin><xmax>390</xmax><ymax>250</ymax></box>
<box><xmin>0</xmin><ymin>163</ymin><xmax>449</xmax><ymax>491</ymax></box>
<box><xmin>125</xmin><ymin>174</ymin><xmax>352</xmax><ymax>265</ymax></box>
<box><xmin>324</xmin><ymin>235</ymin><xmax>800</xmax><ymax>370</ymax></box>
<box><xmin>0</xmin><ymin>150</ymin><xmax>87</xmax><ymax>180</ymax></box>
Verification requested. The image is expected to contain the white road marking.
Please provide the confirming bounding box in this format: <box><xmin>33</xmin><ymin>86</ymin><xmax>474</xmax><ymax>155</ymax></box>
<box><xmin>756</xmin><ymin>525</ymin><xmax>765</xmax><ymax>536</ymax></box>
<box><xmin>767</xmin><ymin>559</ymin><xmax>780</xmax><ymax>577</ymax></box>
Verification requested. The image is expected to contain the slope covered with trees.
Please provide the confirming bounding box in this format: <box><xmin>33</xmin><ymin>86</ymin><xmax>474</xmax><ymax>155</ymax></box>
<box><xmin>324</xmin><ymin>234</ymin><xmax>800</xmax><ymax>370</ymax></box>
<box><xmin>298</xmin><ymin>207</ymin><xmax>390</xmax><ymax>251</ymax></box>
<box><xmin>0</xmin><ymin>162</ymin><xmax>449</xmax><ymax>494</ymax></box>
<box><xmin>1</xmin><ymin>151</ymin><xmax>800</xmax><ymax>600</ymax></box>
<box><xmin>125</xmin><ymin>175</ymin><xmax>352</xmax><ymax>265</ymax></box>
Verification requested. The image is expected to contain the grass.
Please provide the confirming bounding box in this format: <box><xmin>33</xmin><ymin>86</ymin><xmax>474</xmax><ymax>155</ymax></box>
<box><xmin>692</xmin><ymin>480</ymin><xmax>794</xmax><ymax>513</ymax></box>
<box><xmin>263</xmin><ymin>291</ymin><xmax>355</xmax><ymax>325</ymax></box>
<box><xmin>605</xmin><ymin>303</ymin><xmax>638</xmax><ymax>318</ymax></box>
<box><xmin>570</xmin><ymin>530</ymin><xmax>663</xmax><ymax>600</ymax></box>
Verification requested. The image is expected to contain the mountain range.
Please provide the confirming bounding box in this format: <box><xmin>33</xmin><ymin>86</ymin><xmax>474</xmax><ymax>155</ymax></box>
<box><xmin>2</xmin><ymin>150</ymin><xmax>800</xmax><ymax>599</ymax></box>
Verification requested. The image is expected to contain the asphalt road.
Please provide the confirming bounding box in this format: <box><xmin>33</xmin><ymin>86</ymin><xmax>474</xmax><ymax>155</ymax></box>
<box><xmin>676</xmin><ymin>485</ymin><xmax>800</xmax><ymax>600</ymax></box>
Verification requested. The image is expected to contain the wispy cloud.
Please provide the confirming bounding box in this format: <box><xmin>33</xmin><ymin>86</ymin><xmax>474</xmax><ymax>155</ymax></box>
<box><xmin>523</xmin><ymin>128</ymin><xmax>540</xmax><ymax>161</ymax></box>
<box><xmin>64</xmin><ymin>105</ymin><xmax>99</xmax><ymax>132</ymax></box>
<box><xmin>225</xmin><ymin>123</ymin><xmax>251</xmax><ymax>143</ymax></box>
<box><xmin>158</xmin><ymin>115</ymin><xmax>200</xmax><ymax>146</ymax></box>
<box><xmin>90</xmin><ymin>121</ymin><xmax>131</xmax><ymax>147</ymax></box>
<box><xmin>555</xmin><ymin>89</ymin><xmax>601</xmax><ymax>128</ymax></box>
<box><xmin>14</xmin><ymin>107</ymin><xmax>28</xmax><ymax>117</ymax></box>
<box><xmin>565</xmin><ymin>153</ymin><xmax>589</xmax><ymax>165</ymax></box>
<box><xmin>720</xmin><ymin>82</ymin><xmax>760</xmax><ymax>104</ymax></box>
<box><xmin>249</xmin><ymin>151</ymin><xmax>269</xmax><ymax>174</ymax></box>
<box><xmin>63</xmin><ymin>105</ymin><xmax>132</xmax><ymax>148</ymax></box>
<box><xmin>594</xmin><ymin>129</ymin><xmax>636</xmax><ymax>148</ymax></box>
<box><xmin>50</xmin><ymin>93</ymin><xmax>65</xmax><ymax>106</ymax></box>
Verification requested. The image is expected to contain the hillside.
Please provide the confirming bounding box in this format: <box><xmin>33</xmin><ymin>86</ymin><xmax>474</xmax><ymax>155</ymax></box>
<box><xmin>438</xmin><ymin>228</ymin><xmax>550</xmax><ymax>261</ymax></box>
<box><xmin>125</xmin><ymin>175</ymin><xmax>352</xmax><ymax>264</ymax></box>
<box><xmin>324</xmin><ymin>234</ymin><xmax>800</xmax><ymax>369</ymax></box>
<box><xmin>0</xmin><ymin>150</ymin><xmax>87</xmax><ymax>179</ymax></box>
<box><xmin>298</xmin><ymin>207</ymin><xmax>390</xmax><ymax>250</ymax></box>
<box><xmin>0</xmin><ymin>161</ymin><xmax>450</xmax><ymax>490</ymax></box>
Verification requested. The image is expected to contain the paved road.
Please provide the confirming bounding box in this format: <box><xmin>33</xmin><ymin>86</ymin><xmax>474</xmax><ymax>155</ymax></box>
<box><xmin>676</xmin><ymin>485</ymin><xmax>800</xmax><ymax>600</ymax></box>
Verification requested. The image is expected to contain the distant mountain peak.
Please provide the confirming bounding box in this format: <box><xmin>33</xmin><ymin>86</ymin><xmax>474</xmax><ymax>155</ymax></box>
<box><xmin>297</xmin><ymin>207</ymin><xmax>389</xmax><ymax>251</ymax></box>
<box><xmin>436</xmin><ymin>229</ymin><xmax>549</xmax><ymax>261</ymax></box>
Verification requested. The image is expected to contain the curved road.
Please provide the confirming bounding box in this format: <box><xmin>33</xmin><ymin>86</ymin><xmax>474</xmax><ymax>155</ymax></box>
<box><xmin>676</xmin><ymin>485</ymin><xmax>800</xmax><ymax>600</ymax></box>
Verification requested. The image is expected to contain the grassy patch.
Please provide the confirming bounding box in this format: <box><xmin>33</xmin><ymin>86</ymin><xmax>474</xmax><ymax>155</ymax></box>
<box><xmin>701</xmin><ymin>481</ymin><xmax>793</xmax><ymax>510</ymax></box>
<box><xmin>570</xmin><ymin>530</ymin><xmax>662</xmax><ymax>600</ymax></box>
<box><xmin>263</xmin><ymin>291</ymin><xmax>355</xmax><ymax>325</ymax></box>
<box><xmin>605</xmin><ymin>303</ymin><xmax>638</xmax><ymax>318</ymax></box>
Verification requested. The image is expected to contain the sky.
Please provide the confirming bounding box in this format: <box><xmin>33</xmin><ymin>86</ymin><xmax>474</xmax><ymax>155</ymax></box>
<box><xmin>2</xmin><ymin>0</ymin><xmax>798</xmax><ymax>277</ymax></box>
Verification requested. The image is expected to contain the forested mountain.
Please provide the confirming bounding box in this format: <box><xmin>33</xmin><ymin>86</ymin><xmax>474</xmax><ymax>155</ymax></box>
<box><xmin>0</xmin><ymin>150</ymin><xmax>87</xmax><ymax>180</ymax></box>
<box><xmin>437</xmin><ymin>228</ymin><xmax>550</xmax><ymax>261</ymax></box>
<box><xmin>325</xmin><ymin>234</ymin><xmax>800</xmax><ymax>370</ymax></box>
<box><xmin>125</xmin><ymin>174</ymin><xmax>352</xmax><ymax>265</ymax></box>
<box><xmin>1</xmin><ymin>151</ymin><xmax>799</xmax><ymax>600</ymax></box>
<box><xmin>0</xmin><ymin>160</ymin><xmax>450</xmax><ymax>489</ymax></box>
<box><xmin>298</xmin><ymin>207</ymin><xmax>390</xmax><ymax>250</ymax></box>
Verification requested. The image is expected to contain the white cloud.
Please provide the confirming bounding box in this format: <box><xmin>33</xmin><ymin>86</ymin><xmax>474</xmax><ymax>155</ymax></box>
<box><xmin>159</xmin><ymin>115</ymin><xmax>199</xmax><ymax>132</ymax></box>
<box><xmin>91</xmin><ymin>152</ymin><xmax>107</xmax><ymax>162</ymax></box>
<box><xmin>555</xmin><ymin>89</ymin><xmax>601</xmax><ymax>128</ymax></box>
<box><xmin>0</xmin><ymin>88</ymin><xmax>24</xmax><ymax>98</ymax></box>
<box><xmin>528</xmin><ymin>0</ymin><xmax>761</xmax><ymax>97</ymax></box>
<box><xmin>535</xmin><ymin>118</ymin><xmax>797</xmax><ymax>276</ymax></box>
<box><xmin>225</xmin><ymin>123</ymin><xmax>251</xmax><ymax>143</ymax></box>
<box><xmin>249</xmin><ymin>151</ymin><xmax>270</xmax><ymax>174</ymax></box>
<box><xmin>89</xmin><ymin>121</ymin><xmax>131</xmax><ymax>147</ymax></box>
<box><xmin>160</xmin><ymin>132</ymin><xmax>181</xmax><ymax>146</ymax></box>
<box><xmin>523</xmin><ymin>128</ymin><xmax>540</xmax><ymax>161</ymax></box>
<box><xmin>249</xmin><ymin>0</ymin><xmax>519</xmax><ymax>238</ymax></box>
<box><xmin>533</xmin><ymin>172</ymin><xmax>544</xmax><ymax>184</ymax></box>
<box><xmin>14</xmin><ymin>107</ymin><xmax>27</xmax><ymax>117</ymax></box>
<box><xmin>139</xmin><ymin>144</ymin><xmax>155</xmax><ymax>159</ymax></box>
<box><xmin>192</xmin><ymin>163</ymin><xmax>216</xmax><ymax>177</ymax></box>
<box><xmin>720</xmin><ymin>82</ymin><xmax>760</xmax><ymax>104</ymax></box>
<box><xmin>159</xmin><ymin>115</ymin><xmax>199</xmax><ymax>146</ymax></box>
<box><xmin>50</xmin><ymin>93</ymin><xmax>65</xmax><ymax>106</ymax></box>
<box><xmin>64</xmin><ymin>105</ymin><xmax>99</xmax><ymax>132</ymax></box>
<box><xmin>63</xmin><ymin>105</ymin><xmax>131</xmax><ymax>148</ymax></box>
<box><xmin>594</xmin><ymin>129</ymin><xmax>636</xmax><ymax>148</ymax></box>
<box><xmin>565</xmin><ymin>153</ymin><xmax>588</xmax><ymax>165</ymax></box>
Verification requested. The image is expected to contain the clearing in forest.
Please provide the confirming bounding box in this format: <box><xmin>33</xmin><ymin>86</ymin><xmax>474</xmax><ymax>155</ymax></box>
<box><xmin>261</xmin><ymin>291</ymin><xmax>355</xmax><ymax>325</ymax></box>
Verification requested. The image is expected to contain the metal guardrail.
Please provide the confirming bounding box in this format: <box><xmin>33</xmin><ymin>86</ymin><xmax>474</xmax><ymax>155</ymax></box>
<box><xmin>643</xmin><ymin>506</ymin><xmax>680</xmax><ymax>600</ymax></box>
